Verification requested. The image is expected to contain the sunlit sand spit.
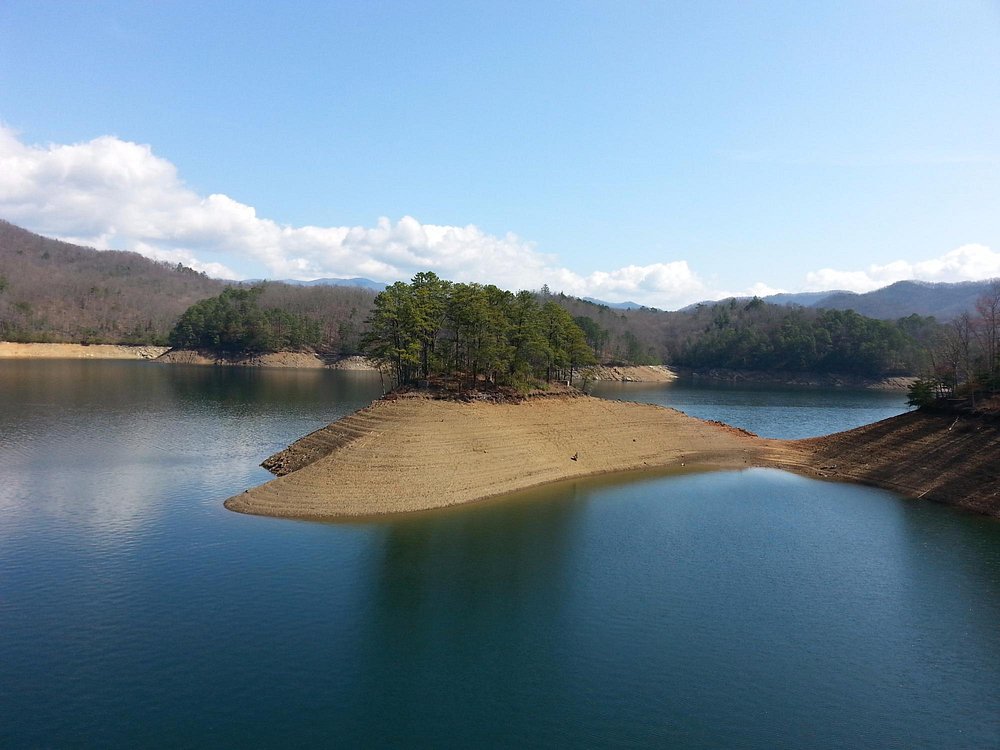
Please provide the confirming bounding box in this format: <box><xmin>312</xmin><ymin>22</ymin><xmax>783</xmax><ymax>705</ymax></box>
<box><xmin>225</xmin><ymin>393</ymin><xmax>805</xmax><ymax>520</ymax></box>
<box><xmin>226</xmin><ymin>392</ymin><xmax>1000</xmax><ymax>520</ymax></box>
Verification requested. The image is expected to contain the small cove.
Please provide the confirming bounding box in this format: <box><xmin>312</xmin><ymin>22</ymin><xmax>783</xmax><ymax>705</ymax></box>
<box><xmin>1</xmin><ymin>361</ymin><xmax>998</xmax><ymax>748</ymax></box>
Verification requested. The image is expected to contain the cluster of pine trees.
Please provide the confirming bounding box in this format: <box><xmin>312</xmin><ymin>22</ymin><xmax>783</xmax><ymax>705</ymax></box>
<box><xmin>670</xmin><ymin>298</ymin><xmax>923</xmax><ymax>377</ymax></box>
<box><xmin>362</xmin><ymin>272</ymin><xmax>595</xmax><ymax>389</ymax></box>
<box><xmin>168</xmin><ymin>286</ymin><xmax>322</xmax><ymax>353</ymax></box>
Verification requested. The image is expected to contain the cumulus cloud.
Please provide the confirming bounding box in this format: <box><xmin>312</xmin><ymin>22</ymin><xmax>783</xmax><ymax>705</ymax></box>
<box><xmin>805</xmin><ymin>243</ymin><xmax>1000</xmax><ymax>293</ymax></box>
<box><xmin>0</xmin><ymin>125</ymin><xmax>713</xmax><ymax>308</ymax></box>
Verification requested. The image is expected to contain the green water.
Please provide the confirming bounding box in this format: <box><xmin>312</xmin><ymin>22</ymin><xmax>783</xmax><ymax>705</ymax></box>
<box><xmin>1</xmin><ymin>361</ymin><xmax>998</xmax><ymax>748</ymax></box>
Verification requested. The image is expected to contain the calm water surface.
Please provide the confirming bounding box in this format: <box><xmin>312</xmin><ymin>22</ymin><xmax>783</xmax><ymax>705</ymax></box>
<box><xmin>591</xmin><ymin>378</ymin><xmax>908</xmax><ymax>438</ymax></box>
<box><xmin>1</xmin><ymin>361</ymin><xmax>998</xmax><ymax>748</ymax></box>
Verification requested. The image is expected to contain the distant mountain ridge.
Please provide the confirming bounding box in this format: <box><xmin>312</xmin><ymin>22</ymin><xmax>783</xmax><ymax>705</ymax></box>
<box><xmin>262</xmin><ymin>277</ymin><xmax>388</xmax><ymax>291</ymax></box>
<box><xmin>581</xmin><ymin>296</ymin><xmax>644</xmax><ymax>310</ymax></box>
<box><xmin>802</xmin><ymin>280</ymin><xmax>995</xmax><ymax>320</ymax></box>
<box><xmin>761</xmin><ymin>291</ymin><xmax>848</xmax><ymax>307</ymax></box>
<box><xmin>686</xmin><ymin>279</ymin><xmax>996</xmax><ymax>321</ymax></box>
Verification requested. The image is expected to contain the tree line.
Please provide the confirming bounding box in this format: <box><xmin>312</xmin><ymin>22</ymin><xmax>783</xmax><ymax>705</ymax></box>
<box><xmin>667</xmin><ymin>297</ymin><xmax>927</xmax><ymax>377</ymax></box>
<box><xmin>5</xmin><ymin>220</ymin><xmax>963</xmax><ymax>385</ymax></box>
<box><xmin>362</xmin><ymin>272</ymin><xmax>595</xmax><ymax>389</ymax></box>
<box><xmin>168</xmin><ymin>286</ymin><xmax>323</xmax><ymax>353</ymax></box>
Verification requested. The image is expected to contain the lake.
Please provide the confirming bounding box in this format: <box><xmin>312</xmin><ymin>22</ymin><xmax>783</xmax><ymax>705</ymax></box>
<box><xmin>589</xmin><ymin>378</ymin><xmax>908</xmax><ymax>439</ymax></box>
<box><xmin>1</xmin><ymin>361</ymin><xmax>998</xmax><ymax>748</ymax></box>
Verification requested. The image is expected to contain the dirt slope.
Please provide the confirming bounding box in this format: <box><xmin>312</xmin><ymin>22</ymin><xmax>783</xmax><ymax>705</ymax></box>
<box><xmin>0</xmin><ymin>342</ymin><xmax>168</xmax><ymax>359</ymax></box>
<box><xmin>226</xmin><ymin>394</ymin><xmax>801</xmax><ymax>520</ymax></box>
<box><xmin>225</xmin><ymin>395</ymin><xmax>1000</xmax><ymax>521</ymax></box>
<box><xmin>798</xmin><ymin>410</ymin><xmax>1000</xmax><ymax>517</ymax></box>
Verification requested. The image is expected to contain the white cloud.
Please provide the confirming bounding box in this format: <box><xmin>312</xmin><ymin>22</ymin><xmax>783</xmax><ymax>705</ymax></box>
<box><xmin>8</xmin><ymin>126</ymin><xmax>992</xmax><ymax>311</ymax></box>
<box><xmin>134</xmin><ymin>242</ymin><xmax>240</xmax><ymax>279</ymax></box>
<box><xmin>545</xmin><ymin>261</ymin><xmax>708</xmax><ymax>307</ymax></box>
<box><xmin>0</xmin><ymin>126</ymin><xmax>711</xmax><ymax>308</ymax></box>
<box><xmin>744</xmin><ymin>282</ymin><xmax>786</xmax><ymax>297</ymax></box>
<box><xmin>805</xmin><ymin>243</ymin><xmax>1000</xmax><ymax>293</ymax></box>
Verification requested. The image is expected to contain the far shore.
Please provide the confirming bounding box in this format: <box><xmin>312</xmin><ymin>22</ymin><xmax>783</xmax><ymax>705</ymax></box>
<box><xmin>0</xmin><ymin>343</ymin><xmax>911</xmax><ymax>390</ymax></box>
<box><xmin>0</xmin><ymin>341</ymin><xmax>169</xmax><ymax>359</ymax></box>
<box><xmin>0</xmin><ymin>343</ymin><xmax>377</xmax><ymax>369</ymax></box>
<box><xmin>584</xmin><ymin>364</ymin><xmax>677</xmax><ymax>382</ymax></box>
<box><xmin>153</xmin><ymin>349</ymin><xmax>379</xmax><ymax>370</ymax></box>
<box><xmin>674</xmin><ymin>366</ymin><xmax>916</xmax><ymax>391</ymax></box>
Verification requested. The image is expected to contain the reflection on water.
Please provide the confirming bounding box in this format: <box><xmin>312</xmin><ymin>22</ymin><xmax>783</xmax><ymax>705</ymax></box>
<box><xmin>1</xmin><ymin>361</ymin><xmax>998</xmax><ymax>748</ymax></box>
<box><xmin>0</xmin><ymin>361</ymin><xmax>382</xmax><ymax>539</ymax></box>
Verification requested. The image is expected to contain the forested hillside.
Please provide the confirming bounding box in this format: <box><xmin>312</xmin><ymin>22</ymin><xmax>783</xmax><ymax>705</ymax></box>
<box><xmin>665</xmin><ymin>298</ymin><xmax>932</xmax><ymax>377</ymax></box>
<box><xmin>0</xmin><ymin>220</ymin><xmax>377</xmax><ymax>350</ymax></box>
<box><xmin>558</xmin><ymin>293</ymin><xmax>934</xmax><ymax>377</ymax></box>
<box><xmin>0</xmin><ymin>220</ymin><xmax>225</xmax><ymax>343</ymax></box>
<box><xmin>168</xmin><ymin>284</ymin><xmax>375</xmax><ymax>354</ymax></box>
<box><xmin>687</xmin><ymin>281</ymin><xmax>994</xmax><ymax>321</ymax></box>
<box><xmin>0</xmin><ymin>220</ymin><xmax>945</xmax><ymax>376</ymax></box>
<box><xmin>537</xmin><ymin>292</ymin><xmax>668</xmax><ymax>364</ymax></box>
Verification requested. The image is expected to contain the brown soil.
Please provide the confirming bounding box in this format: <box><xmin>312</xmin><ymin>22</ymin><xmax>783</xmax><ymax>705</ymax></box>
<box><xmin>227</xmin><ymin>394</ymin><xmax>1000</xmax><ymax>522</ymax></box>
<box><xmin>795</xmin><ymin>410</ymin><xmax>1000</xmax><ymax>517</ymax></box>
<box><xmin>325</xmin><ymin>355</ymin><xmax>378</xmax><ymax>370</ymax></box>
<box><xmin>226</xmin><ymin>393</ymin><xmax>804</xmax><ymax>520</ymax></box>
<box><xmin>156</xmin><ymin>349</ymin><xmax>327</xmax><ymax>367</ymax></box>
<box><xmin>585</xmin><ymin>364</ymin><xmax>677</xmax><ymax>382</ymax></box>
<box><xmin>0</xmin><ymin>342</ymin><xmax>169</xmax><ymax>359</ymax></box>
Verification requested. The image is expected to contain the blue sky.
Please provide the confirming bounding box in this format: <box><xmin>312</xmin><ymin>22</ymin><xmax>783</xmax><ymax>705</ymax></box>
<box><xmin>1</xmin><ymin>1</ymin><xmax>999</xmax><ymax>308</ymax></box>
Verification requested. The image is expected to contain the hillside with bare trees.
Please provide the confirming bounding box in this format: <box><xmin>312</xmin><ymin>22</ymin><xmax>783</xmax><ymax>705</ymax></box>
<box><xmin>0</xmin><ymin>220</ymin><xmax>947</xmax><ymax>375</ymax></box>
<box><xmin>0</xmin><ymin>220</ymin><xmax>225</xmax><ymax>344</ymax></box>
<box><xmin>0</xmin><ymin>220</ymin><xmax>378</xmax><ymax>351</ymax></box>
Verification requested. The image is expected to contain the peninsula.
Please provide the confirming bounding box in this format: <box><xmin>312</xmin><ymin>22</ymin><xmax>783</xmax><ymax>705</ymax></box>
<box><xmin>223</xmin><ymin>392</ymin><xmax>1000</xmax><ymax>521</ymax></box>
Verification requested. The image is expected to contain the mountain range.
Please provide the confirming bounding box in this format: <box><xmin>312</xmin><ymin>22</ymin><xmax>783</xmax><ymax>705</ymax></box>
<box><xmin>781</xmin><ymin>281</ymin><xmax>995</xmax><ymax>320</ymax></box>
<box><xmin>249</xmin><ymin>277</ymin><xmax>388</xmax><ymax>292</ymax></box>
<box><xmin>681</xmin><ymin>279</ymin><xmax>995</xmax><ymax>321</ymax></box>
<box><xmin>2</xmin><ymin>218</ymin><xmax>996</xmax><ymax>339</ymax></box>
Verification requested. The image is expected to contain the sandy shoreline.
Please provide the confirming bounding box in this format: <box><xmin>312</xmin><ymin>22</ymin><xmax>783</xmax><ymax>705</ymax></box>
<box><xmin>0</xmin><ymin>342</ymin><xmax>379</xmax><ymax>368</ymax></box>
<box><xmin>226</xmin><ymin>393</ymin><xmax>1000</xmax><ymax>521</ymax></box>
<box><xmin>585</xmin><ymin>364</ymin><xmax>677</xmax><ymax>382</ymax></box>
<box><xmin>225</xmin><ymin>394</ymin><xmax>807</xmax><ymax>520</ymax></box>
<box><xmin>0</xmin><ymin>341</ymin><xmax>168</xmax><ymax>359</ymax></box>
<box><xmin>154</xmin><ymin>349</ymin><xmax>378</xmax><ymax>369</ymax></box>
